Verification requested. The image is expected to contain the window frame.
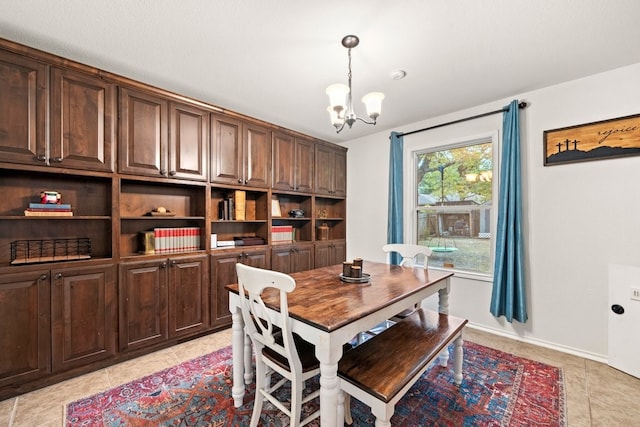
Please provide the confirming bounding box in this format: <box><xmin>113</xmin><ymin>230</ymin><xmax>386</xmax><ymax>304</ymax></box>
<box><xmin>404</xmin><ymin>131</ymin><xmax>500</xmax><ymax>281</ymax></box>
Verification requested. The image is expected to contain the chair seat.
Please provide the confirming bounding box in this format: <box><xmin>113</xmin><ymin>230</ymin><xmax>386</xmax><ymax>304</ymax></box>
<box><xmin>263</xmin><ymin>333</ymin><xmax>319</xmax><ymax>373</ymax></box>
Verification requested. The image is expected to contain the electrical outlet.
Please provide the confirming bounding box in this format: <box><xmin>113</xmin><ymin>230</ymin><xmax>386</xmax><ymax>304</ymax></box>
<box><xmin>631</xmin><ymin>287</ymin><xmax>640</xmax><ymax>301</ymax></box>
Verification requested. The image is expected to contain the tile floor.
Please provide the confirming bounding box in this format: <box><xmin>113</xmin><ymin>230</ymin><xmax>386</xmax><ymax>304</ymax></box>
<box><xmin>1</xmin><ymin>327</ymin><xmax>639</xmax><ymax>426</ymax></box>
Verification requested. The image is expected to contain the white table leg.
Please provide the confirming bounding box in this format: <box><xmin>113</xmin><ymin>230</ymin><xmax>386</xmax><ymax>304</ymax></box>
<box><xmin>316</xmin><ymin>341</ymin><xmax>343</xmax><ymax>427</ymax></box>
<box><xmin>231</xmin><ymin>307</ymin><xmax>246</xmax><ymax>407</ymax></box>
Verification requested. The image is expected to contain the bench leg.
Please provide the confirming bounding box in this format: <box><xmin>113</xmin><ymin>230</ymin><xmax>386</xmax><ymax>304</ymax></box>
<box><xmin>453</xmin><ymin>334</ymin><xmax>464</xmax><ymax>385</ymax></box>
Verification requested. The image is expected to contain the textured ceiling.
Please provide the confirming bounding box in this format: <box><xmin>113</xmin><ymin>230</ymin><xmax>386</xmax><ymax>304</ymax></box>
<box><xmin>2</xmin><ymin>0</ymin><xmax>640</xmax><ymax>143</ymax></box>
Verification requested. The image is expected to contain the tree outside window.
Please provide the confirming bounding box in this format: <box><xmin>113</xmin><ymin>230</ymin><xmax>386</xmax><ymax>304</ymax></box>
<box><xmin>415</xmin><ymin>140</ymin><xmax>493</xmax><ymax>274</ymax></box>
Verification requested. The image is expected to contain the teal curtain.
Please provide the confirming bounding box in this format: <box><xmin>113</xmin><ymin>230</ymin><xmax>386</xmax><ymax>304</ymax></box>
<box><xmin>387</xmin><ymin>132</ymin><xmax>403</xmax><ymax>265</ymax></box>
<box><xmin>490</xmin><ymin>100</ymin><xmax>527</xmax><ymax>323</ymax></box>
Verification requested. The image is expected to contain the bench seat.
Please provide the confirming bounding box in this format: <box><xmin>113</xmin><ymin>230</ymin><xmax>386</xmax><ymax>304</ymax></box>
<box><xmin>339</xmin><ymin>308</ymin><xmax>467</xmax><ymax>426</ymax></box>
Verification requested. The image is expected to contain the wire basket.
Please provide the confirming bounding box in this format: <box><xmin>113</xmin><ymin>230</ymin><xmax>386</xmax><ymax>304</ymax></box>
<box><xmin>10</xmin><ymin>238</ymin><xmax>92</xmax><ymax>265</ymax></box>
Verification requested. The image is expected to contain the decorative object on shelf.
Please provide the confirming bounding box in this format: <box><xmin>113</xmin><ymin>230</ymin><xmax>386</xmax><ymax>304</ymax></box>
<box><xmin>138</xmin><ymin>231</ymin><xmax>155</xmax><ymax>254</ymax></box>
<box><xmin>317</xmin><ymin>222</ymin><xmax>329</xmax><ymax>241</ymax></box>
<box><xmin>289</xmin><ymin>209</ymin><xmax>304</xmax><ymax>218</ymax></box>
<box><xmin>233</xmin><ymin>236</ymin><xmax>266</xmax><ymax>246</ymax></box>
<box><xmin>317</xmin><ymin>208</ymin><xmax>328</xmax><ymax>219</ymax></box>
<box><xmin>148</xmin><ymin>207</ymin><xmax>176</xmax><ymax>217</ymax></box>
<box><xmin>544</xmin><ymin>113</ymin><xmax>640</xmax><ymax>166</ymax></box>
<box><xmin>40</xmin><ymin>191</ymin><xmax>62</xmax><ymax>204</ymax></box>
<box><xmin>271</xmin><ymin>197</ymin><xmax>282</xmax><ymax>217</ymax></box>
<box><xmin>326</xmin><ymin>35</ymin><xmax>385</xmax><ymax>133</ymax></box>
<box><xmin>10</xmin><ymin>237</ymin><xmax>91</xmax><ymax>265</ymax></box>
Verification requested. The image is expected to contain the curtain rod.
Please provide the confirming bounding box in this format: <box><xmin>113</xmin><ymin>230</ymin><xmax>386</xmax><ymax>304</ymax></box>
<box><xmin>396</xmin><ymin>101</ymin><xmax>528</xmax><ymax>138</ymax></box>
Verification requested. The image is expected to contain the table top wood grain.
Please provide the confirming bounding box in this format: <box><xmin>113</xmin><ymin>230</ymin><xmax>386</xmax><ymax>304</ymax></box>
<box><xmin>226</xmin><ymin>261</ymin><xmax>453</xmax><ymax>332</ymax></box>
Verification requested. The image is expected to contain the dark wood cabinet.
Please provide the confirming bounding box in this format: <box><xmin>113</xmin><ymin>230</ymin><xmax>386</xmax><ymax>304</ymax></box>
<box><xmin>272</xmin><ymin>132</ymin><xmax>314</xmax><ymax>193</ymax></box>
<box><xmin>51</xmin><ymin>264</ymin><xmax>116</xmax><ymax>372</ymax></box>
<box><xmin>210</xmin><ymin>248</ymin><xmax>270</xmax><ymax>327</ymax></box>
<box><xmin>0</xmin><ymin>49</ymin><xmax>48</xmax><ymax>167</ymax></box>
<box><xmin>119</xmin><ymin>87</ymin><xmax>168</xmax><ymax>178</ymax></box>
<box><xmin>169</xmin><ymin>102</ymin><xmax>209</xmax><ymax>181</ymax></box>
<box><xmin>119</xmin><ymin>255</ymin><xmax>208</xmax><ymax>351</ymax></box>
<box><xmin>168</xmin><ymin>255</ymin><xmax>209</xmax><ymax>338</ymax></box>
<box><xmin>119</xmin><ymin>88</ymin><xmax>209</xmax><ymax>181</ymax></box>
<box><xmin>315</xmin><ymin>144</ymin><xmax>347</xmax><ymax>197</ymax></box>
<box><xmin>271</xmin><ymin>243</ymin><xmax>314</xmax><ymax>274</ymax></box>
<box><xmin>314</xmin><ymin>241</ymin><xmax>347</xmax><ymax>268</ymax></box>
<box><xmin>0</xmin><ymin>38</ymin><xmax>348</xmax><ymax>399</ymax></box>
<box><xmin>0</xmin><ymin>271</ymin><xmax>51</xmax><ymax>387</ymax></box>
<box><xmin>211</xmin><ymin>115</ymin><xmax>271</xmax><ymax>188</ymax></box>
<box><xmin>119</xmin><ymin>259</ymin><xmax>168</xmax><ymax>352</ymax></box>
<box><xmin>51</xmin><ymin>67</ymin><xmax>115</xmax><ymax>172</ymax></box>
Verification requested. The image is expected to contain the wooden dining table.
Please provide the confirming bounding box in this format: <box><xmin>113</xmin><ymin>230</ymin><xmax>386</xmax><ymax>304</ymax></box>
<box><xmin>226</xmin><ymin>260</ymin><xmax>454</xmax><ymax>427</ymax></box>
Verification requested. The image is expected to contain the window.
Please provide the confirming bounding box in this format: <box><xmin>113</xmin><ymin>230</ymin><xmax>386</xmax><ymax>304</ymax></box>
<box><xmin>413</xmin><ymin>139</ymin><xmax>493</xmax><ymax>274</ymax></box>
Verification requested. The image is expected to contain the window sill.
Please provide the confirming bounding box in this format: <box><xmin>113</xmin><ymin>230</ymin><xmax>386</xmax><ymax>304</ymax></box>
<box><xmin>429</xmin><ymin>266</ymin><xmax>493</xmax><ymax>283</ymax></box>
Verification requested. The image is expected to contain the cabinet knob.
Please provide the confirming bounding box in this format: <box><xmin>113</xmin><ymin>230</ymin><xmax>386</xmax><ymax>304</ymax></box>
<box><xmin>39</xmin><ymin>274</ymin><xmax>48</xmax><ymax>281</ymax></box>
<box><xmin>50</xmin><ymin>157</ymin><xmax>63</xmax><ymax>163</ymax></box>
<box><xmin>34</xmin><ymin>154</ymin><xmax>46</xmax><ymax>162</ymax></box>
<box><xmin>169</xmin><ymin>170</ymin><xmax>177</xmax><ymax>176</ymax></box>
<box><xmin>54</xmin><ymin>273</ymin><xmax>63</xmax><ymax>280</ymax></box>
<box><xmin>160</xmin><ymin>169</ymin><xmax>167</xmax><ymax>176</ymax></box>
<box><xmin>160</xmin><ymin>261</ymin><xmax>167</xmax><ymax>268</ymax></box>
<box><xmin>238</xmin><ymin>179</ymin><xmax>243</xmax><ymax>184</ymax></box>
<box><xmin>170</xmin><ymin>260</ymin><xmax>177</xmax><ymax>266</ymax></box>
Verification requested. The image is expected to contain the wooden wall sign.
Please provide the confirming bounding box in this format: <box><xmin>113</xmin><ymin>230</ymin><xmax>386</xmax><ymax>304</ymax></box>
<box><xmin>543</xmin><ymin>114</ymin><xmax>640</xmax><ymax>166</ymax></box>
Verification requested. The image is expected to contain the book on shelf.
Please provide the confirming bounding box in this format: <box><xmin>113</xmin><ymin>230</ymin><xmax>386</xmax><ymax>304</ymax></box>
<box><xmin>233</xmin><ymin>236</ymin><xmax>265</xmax><ymax>246</ymax></box>
<box><xmin>29</xmin><ymin>203</ymin><xmax>72</xmax><ymax>210</ymax></box>
<box><xmin>218</xmin><ymin>190</ymin><xmax>247</xmax><ymax>220</ymax></box>
<box><xmin>271</xmin><ymin>225</ymin><xmax>293</xmax><ymax>244</ymax></box>
<box><xmin>216</xmin><ymin>240</ymin><xmax>236</xmax><ymax>248</ymax></box>
<box><xmin>152</xmin><ymin>227</ymin><xmax>201</xmax><ymax>254</ymax></box>
<box><xmin>25</xmin><ymin>209</ymin><xmax>73</xmax><ymax>216</ymax></box>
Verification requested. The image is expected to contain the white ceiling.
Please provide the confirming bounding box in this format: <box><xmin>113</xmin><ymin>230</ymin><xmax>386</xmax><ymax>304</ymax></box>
<box><xmin>2</xmin><ymin>0</ymin><xmax>640</xmax><ymax>144</ymax></box>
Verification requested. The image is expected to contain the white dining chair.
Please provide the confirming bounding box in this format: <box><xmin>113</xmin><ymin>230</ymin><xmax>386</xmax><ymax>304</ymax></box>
<box><xmin>382</xmin><ymin>243</ymin><xmax>433</xmax><ymax>320</ymax></box>
<box><xmin>236</xmin><ymin>263</ymin><xmax>328</xmax><ymax>426</ymax></box>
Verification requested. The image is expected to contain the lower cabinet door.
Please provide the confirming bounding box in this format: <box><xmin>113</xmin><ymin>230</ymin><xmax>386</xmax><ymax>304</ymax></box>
<box><xmin>211</xmin><ymin>249</ymin><xmax>269</xmax><ymax>328</ymax></box>
<box><xmin>0</xmin><ymin>271</ymin><xmax>51</xmax><ymax>387</ymax></box>
<box><xmin>51</xmin><ymin>264</ymin><xmax>116</xmax><ymax>372</ymax></box>
<box><xmin>119</xmin><ymin>260</ymin><xmax>168</xmax><ymax>352</ymax></box>
<box><xmin>168</xmin><ymin>255</ymin><xmax>209</xmax><ymax>338</ymax></box>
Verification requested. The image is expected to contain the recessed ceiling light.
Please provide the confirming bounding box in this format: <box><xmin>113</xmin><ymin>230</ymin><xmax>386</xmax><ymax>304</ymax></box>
<box><xmin>390</xmin><ymin>70</ymin><xmax>407</xmax><ymax>80</ymax></box>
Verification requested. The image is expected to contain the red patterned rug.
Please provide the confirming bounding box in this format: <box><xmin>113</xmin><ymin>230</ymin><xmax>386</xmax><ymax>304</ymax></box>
<box><xmin>65</xmin><ymin>341</ymin><xmax>566</xmax><ymax>426</ymax></box>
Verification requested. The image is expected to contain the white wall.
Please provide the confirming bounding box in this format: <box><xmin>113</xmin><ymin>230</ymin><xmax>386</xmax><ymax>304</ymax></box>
<box><xmin>343</xmin><ymin>62</ymin><xmax>640</xmax><ymax>361</ymax></box>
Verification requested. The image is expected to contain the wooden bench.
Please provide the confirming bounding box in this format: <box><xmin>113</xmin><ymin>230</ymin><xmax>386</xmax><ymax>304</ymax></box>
<box><xmin>338</xmin><ymin>308</ymin><xmax>468</xmax><ymax>427</ymax></box>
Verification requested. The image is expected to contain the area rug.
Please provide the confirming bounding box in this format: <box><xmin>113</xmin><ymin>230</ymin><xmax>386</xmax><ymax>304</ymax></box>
<box><xmin>65</xmin><ymin>341</ymin><xmax>566</xmax><ymax>426</ymax></box>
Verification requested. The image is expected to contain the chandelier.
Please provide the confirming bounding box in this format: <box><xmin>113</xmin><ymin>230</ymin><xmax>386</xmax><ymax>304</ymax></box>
<box><xmin>326</xmin><ymin>35</ymin><xmax>385</xmax><ymax>133</ymax></box>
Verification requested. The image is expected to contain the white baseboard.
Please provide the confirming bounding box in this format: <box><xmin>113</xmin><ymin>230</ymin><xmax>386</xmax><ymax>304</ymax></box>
<box><xmin>466</xmin><ymin>322</ymin><xmax>608</xmax><ymax>364</ymax></box>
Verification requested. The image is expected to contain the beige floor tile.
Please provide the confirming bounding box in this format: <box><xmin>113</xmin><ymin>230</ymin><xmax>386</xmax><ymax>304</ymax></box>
<box><xmin>171</xmin><ymin>329</ymin><xmax>233</xmax><ymax>363</ymax></box>
<box><xmin>0</xmin><ymin>397</ymin><xmax>16</xmax><ymax>426</ymax></box>
<box><xmin>105</xmin><ymin>347</ymin><xmax>180</xmax><ymax>386</ymax></box>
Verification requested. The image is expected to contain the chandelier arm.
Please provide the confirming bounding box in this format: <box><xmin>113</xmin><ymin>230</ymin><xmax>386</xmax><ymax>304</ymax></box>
<box><xmin>354</xmin><ymin>116</ymin><xmax>377</xmax><ymax>126</ymax></box>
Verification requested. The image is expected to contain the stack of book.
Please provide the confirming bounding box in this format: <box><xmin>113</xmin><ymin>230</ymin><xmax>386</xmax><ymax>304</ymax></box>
<box><xmin>271</xmin><ymin>225</ymin><xmax>294</xmax><ymax>244</ymax></box>
<box><xmin>218</xmin><ymin>190</ymin><xmax>246</xmax><ymax>220</ymax></box>
<box><xmin>233</xmin><ymin>236</ymin><xmax>266</xmax><ymax>246</ymax></box>
<box><xmin>25</xmin><ymin>203</ymin><xmax>73</xmax><ymax>216</ymax></box>
<box><xmin>149</xmin><ymin>227</ymin><xmax>201</xmax><ymax>254</ymax></box>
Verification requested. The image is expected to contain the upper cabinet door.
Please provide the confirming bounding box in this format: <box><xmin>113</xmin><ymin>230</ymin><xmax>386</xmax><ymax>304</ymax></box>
<box><xmin>315</xmin><ymin>144</ymin><xmax>346</xmax><ymax>197</ymax></box>
<box><xmin>272</xmin><ymin>131</ymin><xmax>296</xmax><ymax>191</ymax></box>
<box><xmin>50</xmin><ymin>67</ymin><xmax>115</xmax><ymax>172</ymax></box>
<box><xmin>169</xmin><ymin>102</ymin><xmax>209</xmax><ymax>181</ymax></box>
<box><xmin>295</xmin><ymin>137</ymin><xmax>315</xmax><ymax>193</ymax></box>
<box><xmin>244</xmin><ymin>123</ymin><xmax>271</xmax><ymax>188</ymax></box>
<box><xmin>211</xmin><ymin>114</ymin><xmax>243</xmax><ymax>185</ymax></box>
<box><xmin>0</xmin><ymin>49</ymin><xmax>48</xmax><ymax>166</ymax></box>
<box><xmin>118</xmin><ymin>87</ymin><xmax>168</xmax><ymax>178</ymax></box>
